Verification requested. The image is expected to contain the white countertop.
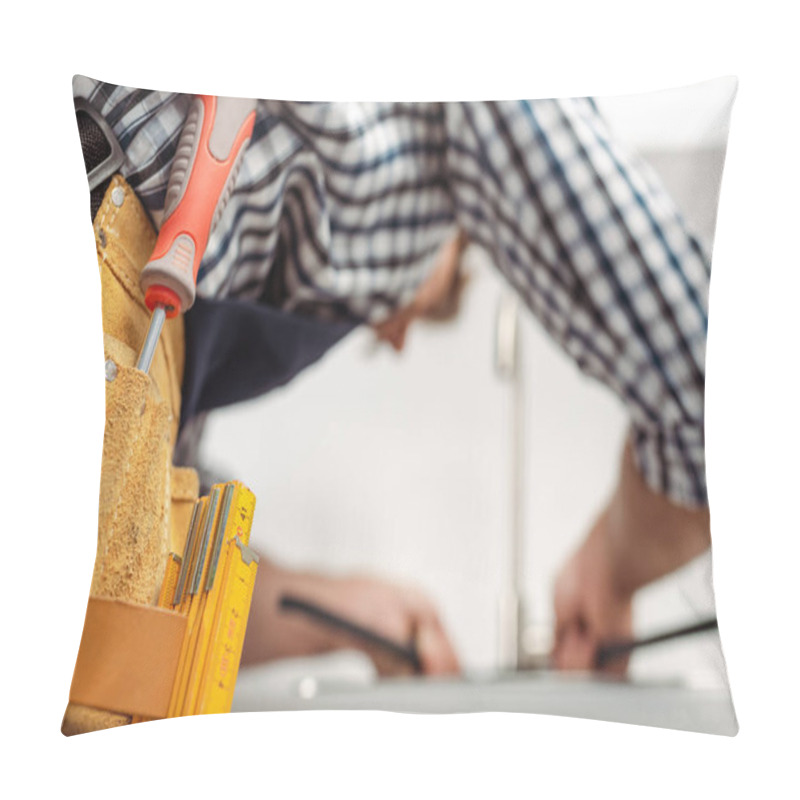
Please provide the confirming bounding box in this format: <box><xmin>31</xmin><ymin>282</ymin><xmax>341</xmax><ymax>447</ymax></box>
<box><xmin>233</xmin><ymin>658</ymin><xmax>737</xmax><ymax>736</ymax></box>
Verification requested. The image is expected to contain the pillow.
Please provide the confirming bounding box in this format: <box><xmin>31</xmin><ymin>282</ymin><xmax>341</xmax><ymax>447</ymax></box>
<box><xmin>65</xmin><ymin>75</ymin><xmax>737</xmax><ymax>736</ymax></box>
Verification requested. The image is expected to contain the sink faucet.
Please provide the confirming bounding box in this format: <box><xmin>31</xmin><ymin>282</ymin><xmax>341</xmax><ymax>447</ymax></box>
<box><xmin>494</xmin><ymin>293</ymin><xmax>552</xmax><ymax>671</ymax></box>
<box><xmin>494</xmin><ymin>294</ymin><xmax>527</xmax><ymax>670</ymax></box>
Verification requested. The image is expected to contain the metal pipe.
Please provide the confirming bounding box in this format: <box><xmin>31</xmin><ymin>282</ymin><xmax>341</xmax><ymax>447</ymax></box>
<box><xmin>495</xmin><ymin>294</ymin><xmax>527</xmax><ymax>670</ymax></box>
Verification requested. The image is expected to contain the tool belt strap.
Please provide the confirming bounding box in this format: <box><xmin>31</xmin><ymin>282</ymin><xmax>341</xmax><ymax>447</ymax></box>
<box><xmin>69</xmin><ymin>597</ymin><xmax>187</xmax><ymax>719</ymax></box>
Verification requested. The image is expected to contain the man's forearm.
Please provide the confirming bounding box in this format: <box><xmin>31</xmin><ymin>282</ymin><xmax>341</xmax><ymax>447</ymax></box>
<box><xmin>606</xmin><ymin>437</ymin><xmax>711</xmax><ymax>597</ymax></box>
<box><xmin>241</xmin><ymin>555</ymin><xmax>334</xmax><ymax>665</ymax></box>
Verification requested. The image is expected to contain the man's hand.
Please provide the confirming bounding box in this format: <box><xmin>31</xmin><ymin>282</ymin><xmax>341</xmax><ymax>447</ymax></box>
<box><xmin>552</xmin><ymin>509</ymin><xmax>634</xmax><ymax>674</ymax></box>
<box><xmin>552</xmin><ymin>437</ymin><xmax>711</xmax><ymax>673</ymax></box>
<box><xmin>242</xmin><ymin>560</ymin><xmax>460</xmax><ymax>677</ymax></box>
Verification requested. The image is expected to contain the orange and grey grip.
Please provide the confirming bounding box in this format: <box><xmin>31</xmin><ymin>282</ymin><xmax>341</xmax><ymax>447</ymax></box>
<box><xmin>140</xmin><ymin>95</ymin><xmax>257</xmax><ymax>317</ymax></box>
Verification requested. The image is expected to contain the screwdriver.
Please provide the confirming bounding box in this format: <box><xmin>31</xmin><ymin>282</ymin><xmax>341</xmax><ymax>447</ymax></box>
<box><xmin>136</xmin><ymin>95</ymin><xmax>257</xmax><ymax>373</ymax></box>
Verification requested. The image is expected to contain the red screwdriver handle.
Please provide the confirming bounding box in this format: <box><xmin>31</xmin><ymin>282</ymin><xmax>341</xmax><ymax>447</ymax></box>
<box><xmin>140</xmin><ymin>95</ymin><xmax>257</xmax><ymax>317</ymax></box>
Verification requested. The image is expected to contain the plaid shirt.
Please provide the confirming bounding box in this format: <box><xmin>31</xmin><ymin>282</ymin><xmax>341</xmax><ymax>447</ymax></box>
<box><xmin>74</xmin><ymin>76</ymin><xmax>710</xmax><ymax>508</ymax></box>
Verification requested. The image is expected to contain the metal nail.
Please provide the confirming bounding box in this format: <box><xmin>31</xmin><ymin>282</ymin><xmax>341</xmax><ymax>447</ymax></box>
<box><xmin>111</xmin><ymin>186</ymin><xmax>125</xmax><ymax>207</ymax></box>
<box><xmin>104</xmin><ymin>359</ymin><xmax>117</xmax><ymax>382</ymax></box>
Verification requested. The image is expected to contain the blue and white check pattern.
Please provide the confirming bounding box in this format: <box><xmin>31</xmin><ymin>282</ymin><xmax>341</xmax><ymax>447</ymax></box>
<box><xmin>74</xmin><ymin>77</ymin><xmax>711</xmax><ymax>508</ymax></box>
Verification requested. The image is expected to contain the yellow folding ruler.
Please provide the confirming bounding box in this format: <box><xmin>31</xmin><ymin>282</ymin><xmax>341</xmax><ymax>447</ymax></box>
<box><xmin>136</xmin><ymin>480</ymin><xmax>259</xmax><ymax>720</ymax></box>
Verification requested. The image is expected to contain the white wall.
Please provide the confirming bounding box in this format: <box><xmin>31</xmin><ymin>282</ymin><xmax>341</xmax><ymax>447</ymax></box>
<box><xmin>597</xmin><ymin>77</ymin><xmax>736</xmax><ymax>150</ymax></box>
<box><xmin>202</xmin><ymin>78</ymin><xmax>736</xmax><ymax>687</ymax></box>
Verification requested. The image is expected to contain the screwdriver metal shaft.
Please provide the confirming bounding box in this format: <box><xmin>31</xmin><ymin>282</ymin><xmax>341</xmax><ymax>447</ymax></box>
<box><xmin>136</xmin><ymin>306</ymin><xmax>166</xmax><ymax>374</ymax></box>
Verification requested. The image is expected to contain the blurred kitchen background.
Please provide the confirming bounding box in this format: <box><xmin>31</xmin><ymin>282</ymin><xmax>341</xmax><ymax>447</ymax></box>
<box><xmin>198</xmin><ymin>79</ymin><xmax>737</xmax><ymax>705</ymax></box>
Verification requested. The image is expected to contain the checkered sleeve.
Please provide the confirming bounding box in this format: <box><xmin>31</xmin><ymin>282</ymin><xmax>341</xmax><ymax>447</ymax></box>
<box><xmin>445</xmin><ymin>100</ymin><xmax>709</xmax><ymax>507</ymax></box>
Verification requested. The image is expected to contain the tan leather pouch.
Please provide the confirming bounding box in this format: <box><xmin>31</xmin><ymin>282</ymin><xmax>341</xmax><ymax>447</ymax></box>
<box><xmin>62</xmin><ymin>177</ymin><xmax>199</xmax><ymax>735</ymax></box>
